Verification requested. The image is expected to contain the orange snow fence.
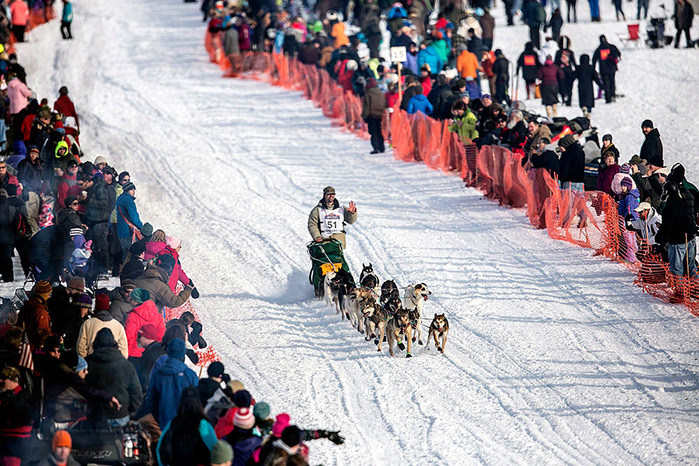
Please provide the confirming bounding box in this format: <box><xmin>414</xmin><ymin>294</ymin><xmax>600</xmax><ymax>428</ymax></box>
<box><xmin>7</xmin><ymin>5</ymin><xmax>55</xmax><ymax>53</ymax></box>
<box><xmin>204</xmin><ymin>32</ymin><xmax>699</xmax><ymax>313</ymax></box>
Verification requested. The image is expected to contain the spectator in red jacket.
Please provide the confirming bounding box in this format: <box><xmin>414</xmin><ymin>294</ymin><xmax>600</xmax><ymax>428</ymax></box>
<box><xmin>124</xmin><ymin>288</ymin><xmax>166</xmax><ymax>358</ymax></box>
<box><xmin>54</xmin><ymin>86</ymin><xmax>79</xmax><ymax>128</ymax></box>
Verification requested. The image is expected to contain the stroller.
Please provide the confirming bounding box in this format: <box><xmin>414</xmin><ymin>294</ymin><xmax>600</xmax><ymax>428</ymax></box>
<box><xmin>307</xmin><ymin>239</ymin><xmax>350</xmax><ymax>298</ymax></box>
<box><xmin>646</xmin><ymin>4</ymin><xmax>673</xmax><ymax>48</ymax></box>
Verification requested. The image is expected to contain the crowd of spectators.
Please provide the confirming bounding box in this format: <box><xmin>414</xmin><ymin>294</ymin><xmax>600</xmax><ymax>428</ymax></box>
<box><xmin>0</xmin><ymin>9</ymin><xmax>343</xmax><ymax>466</ymax></box>
<box><xmin>0</xmin><ymin>0</ymin><xmax>697</xmax><ymax>464</ymax></box>
<box><xmin>205</xmin><ymin>0</ymin><xmax>697</xmax><ymax>295</ymax></box>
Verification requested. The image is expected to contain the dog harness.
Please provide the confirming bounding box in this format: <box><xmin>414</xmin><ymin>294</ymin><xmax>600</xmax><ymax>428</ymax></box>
<box><xmin>319</xmin><ymin>206</ymin><xmax>345</xmax><ymax>238</ymax></box>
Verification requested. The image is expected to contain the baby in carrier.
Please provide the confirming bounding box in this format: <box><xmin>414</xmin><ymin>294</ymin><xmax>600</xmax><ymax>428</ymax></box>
<box><xmin>69</xmin><ymin>234</ymin><xmax>93</xmax><ymax>276</ymax></box>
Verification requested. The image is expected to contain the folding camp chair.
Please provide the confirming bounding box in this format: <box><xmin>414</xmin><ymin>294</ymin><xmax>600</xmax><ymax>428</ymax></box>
<box><xmin>619</xmin><ymin>23</ymin><xmax>641</xmax><ymax>47</ymax></box>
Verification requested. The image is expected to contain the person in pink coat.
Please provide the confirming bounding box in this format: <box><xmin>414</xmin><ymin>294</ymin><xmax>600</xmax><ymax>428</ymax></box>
<box><xmin>144</xmin><ymin>234</ymin><xmax>191</xmax><ymax>293</ymax></box>
<box><xmin>124</xmin><ymin>288</ymin><xmax>165</xmax><ymax>358</ymax></box>
<box><xmin>7</xmin><ymin>74</ymin><xmax>32</xmax><ymax>116</ymax></box>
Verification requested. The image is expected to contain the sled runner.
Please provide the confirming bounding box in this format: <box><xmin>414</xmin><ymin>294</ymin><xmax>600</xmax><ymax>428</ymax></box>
<box><xmin>307</xmin><ymin>239</ymin><xmax>349</xmax><ymax>297</ymax></box>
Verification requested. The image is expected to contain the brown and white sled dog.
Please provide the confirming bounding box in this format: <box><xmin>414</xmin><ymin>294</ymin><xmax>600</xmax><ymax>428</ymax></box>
<box><xmin>386</xmin><ymin>308</ymin><xmax>413</xmax><ymax>358</ymax></box>
<box><xmin>349</xmin><ymin>286</ymin><xmax>374</xmax><ymax>334</ymax></box>
<box><xmin>403</xmin><ymin>283</ymin><xmax>432</xmax><ymax>345</ymax></box>
<box><xmin>426</xmin><ymin>313</ymin><xmax>449</xmax><ymax>353</ymax></box>
<box><xmin>360</xmin><ymin>296</ymin><xmax>390</xmax><ymax>348</ymax></box>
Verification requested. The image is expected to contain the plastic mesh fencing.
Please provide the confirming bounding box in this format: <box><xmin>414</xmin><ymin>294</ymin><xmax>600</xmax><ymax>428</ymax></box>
<box><xmin>7</xmin><ymin>6</ymin><xmax>55</xmax><ymax>54</ymax></box>
<box><xmin>204</xmin><ymin>32</ymin><xmax>699</xmax><ymax>313</ymax></box>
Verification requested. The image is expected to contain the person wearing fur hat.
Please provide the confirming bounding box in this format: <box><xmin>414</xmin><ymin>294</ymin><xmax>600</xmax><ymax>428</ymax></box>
<box><xmin>17</xmin><ymin>280</ymin><xmax>52</xmax><ymax>348</ymax></box>
<box><xmin>132</xmin><ymin>257</ymin><xmax>193</xmax><ymax>312</ymax></box>
<box><xmin>224</xmin><ymin>407</ymin><xmax>262</xmax><ymax>466</ymax></box>
<box><xmin>77</xmin><ymin>292</ymin><xmax>129</xmax><ymax>359</ymax></box>
<box><xmin>124</xmin><ymin>288</ymin><xmax>166</xmax><ymax>358</ymax></box>
<box><xmin>85</xmin><ymin>328</ymin><xmax>143</xmax><ymax>427</ymax></box>
<box><xmin>36</xmin><ymin>430</ymin><xmax>80</xmax><ymax>466</ymax></box>
<box><xmin>140</xmin><ymin>338</ymin><xmax>199</xmax><ymax>428</ymax></box>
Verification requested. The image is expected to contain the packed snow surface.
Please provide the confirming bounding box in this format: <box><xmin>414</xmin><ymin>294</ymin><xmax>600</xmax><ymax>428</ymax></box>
<box><xmin>12</xmin><ymin>0</ymin><xmax>699</xmax><ymax>463</ymax></box>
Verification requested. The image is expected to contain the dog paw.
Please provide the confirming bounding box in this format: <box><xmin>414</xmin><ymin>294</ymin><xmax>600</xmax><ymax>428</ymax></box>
<box><xmin>357</xmin><ymin>328</ymin><xmax>363</xmax><ymax>333</ymax></box>
<box><xmin>437</xmin><ymin>346</ymin><xmax>443</xmax><ymax>353</ymax></box>
<box><xmin>377</xmin><ymin>348</ymin><xmax>381</xmax><ymax>352</ymax></box>
<box><xmin>397</xmin><ymin>342</ymin><xmax>405</xmax><ymax>351</ymax></box>
<box><xmin>344</xmin><ymin>312</ymin><xmax>350</xmax><ymax>320</ymax></box>
<box><xmin>418</xmin><ymin>340</ymin><xmax>423</xmax><ymax>345</ymax></box>
<box><xmin>406</xmin><ymin>353</ymin><xmax>412</xmax><ymax>358</ymax></box>
<box><xmin>412</xmin><ymin>337</ymin><xmax>416</xmax><ymax>343</ymax></box>
<box><xmin>370</xmin><ymin>333</ymin><xmax>376</xmax><ymax>339</ymax></box>
<box><xmin>374</xmin><ymin>339</ymin><xmax>379</xmax><ymax>345</ymax></box>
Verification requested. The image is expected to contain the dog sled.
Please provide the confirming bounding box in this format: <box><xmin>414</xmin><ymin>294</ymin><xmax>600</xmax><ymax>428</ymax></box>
<box><xmin>307</xmin><ymin>239</ymin><xmax>349</xmax><ymax>298</ymax></box>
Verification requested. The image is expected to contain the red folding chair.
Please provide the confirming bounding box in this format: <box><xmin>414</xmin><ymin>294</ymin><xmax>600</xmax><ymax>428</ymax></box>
<box><xmin>619</xmin><ymin>23</ymin><xmax>641</xmax><ymax>47</ymax></box>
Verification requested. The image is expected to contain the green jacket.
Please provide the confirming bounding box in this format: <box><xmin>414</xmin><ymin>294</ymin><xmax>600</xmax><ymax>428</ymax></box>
<box><xmin>449</xmin><ymin>109</ymin><xmax>479</xmax><ymax>142</ymax></box>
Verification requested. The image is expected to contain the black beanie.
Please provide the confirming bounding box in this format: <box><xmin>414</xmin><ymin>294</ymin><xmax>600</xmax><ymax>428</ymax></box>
<box><xmin>641</xmin><ymin>119</ymin><xmax>653</xmax><ymax>129</ymax></box>
<box><xmin>64</xmin><ymin>195</ymin><xmax>78</xmax><ymax>208</ymax></box>
<box><xmin>281</xmin><ymin>426</ymin><xmax>303</xmax><ymax>448</ymax></box>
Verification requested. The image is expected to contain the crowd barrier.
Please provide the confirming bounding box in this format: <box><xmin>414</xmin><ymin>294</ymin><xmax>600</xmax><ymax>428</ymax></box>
<box><xmin>165</xmin><ymin>284</ymin><xmax>221</xmax><ymax>370</ymax></box>
<box><xmin>204</xmin><ymin>31</ymin><xmax>698</xmax><ymax>313</ymax></box>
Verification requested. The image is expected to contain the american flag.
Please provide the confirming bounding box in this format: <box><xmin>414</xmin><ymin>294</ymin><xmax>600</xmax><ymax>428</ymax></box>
<box><xmin>18</xmin><ymin>331</ymin><xmax>34</xmax><ymax>371</ymax></box>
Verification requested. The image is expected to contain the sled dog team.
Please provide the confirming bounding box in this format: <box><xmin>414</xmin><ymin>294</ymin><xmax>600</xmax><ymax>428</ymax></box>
<box><xmin>323</xmin><ymin>263</ymin><xmax>449</xmax><ymax>358</ymax></box>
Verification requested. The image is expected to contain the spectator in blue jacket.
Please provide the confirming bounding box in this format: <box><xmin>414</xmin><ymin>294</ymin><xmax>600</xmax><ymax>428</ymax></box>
<box><xmin>116</xmin><ymin>181</ymin><xmax>142</xmax><ymax>257</ymax></box>
<box><xmin>407</xmin><ymin>92</ymin><xmax>434</xmax><ymax>115</ymax></box>
<box><xmin>140</xmin><ymin>338</ymin><xmax>198</xmax><ymax>428</ymax></box>
<box><xmin>61</xmin><ymin>0</ymin><xmax>73</xmax><ymax>39</ymax></box>
<box><xmin>417</xmin><ymin>42</ymin><xmax>443</xmax><ymax>77</ymax></box>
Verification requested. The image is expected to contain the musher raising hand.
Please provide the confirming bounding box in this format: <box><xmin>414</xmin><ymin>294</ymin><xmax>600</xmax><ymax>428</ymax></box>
<box><xmin>308</xmin><ymin>186</ymin><xmax>357</xmax><ymax>248</ymax></box>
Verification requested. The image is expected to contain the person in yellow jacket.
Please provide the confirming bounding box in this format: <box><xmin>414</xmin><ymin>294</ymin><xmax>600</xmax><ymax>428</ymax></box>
<box><xmin>448</xmin><ymin>99</ymin><xmax>479</xmax><ymax>142</ymax></box>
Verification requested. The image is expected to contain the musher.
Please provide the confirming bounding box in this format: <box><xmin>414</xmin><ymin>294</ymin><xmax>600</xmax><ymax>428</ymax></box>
<box><xmin>307</xmin><ymin>186</ymin><xmax>357</xmax><ymax>248</ymax></box>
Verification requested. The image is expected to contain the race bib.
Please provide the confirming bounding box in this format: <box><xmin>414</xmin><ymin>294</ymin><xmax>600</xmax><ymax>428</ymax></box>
<box><xmin>524</xmin><ymin>55</ymin><xmax>536</xmax><ymax>66</ymax></box>
<box><xmin>319</xmin><ymin>207</ymin><xmax>344</xmax><ymax>237</ymax></box>
<box><xmin>600</xmin><ymin>49</ymin><xmax>610</xmax><ymax>60</ymax></box>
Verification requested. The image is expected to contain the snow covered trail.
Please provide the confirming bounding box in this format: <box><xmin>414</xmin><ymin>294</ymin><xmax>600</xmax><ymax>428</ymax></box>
<box><xmin>12</xmin><ymin>0</ymin><xmax>699</xmax><ymax>463</ymax></box>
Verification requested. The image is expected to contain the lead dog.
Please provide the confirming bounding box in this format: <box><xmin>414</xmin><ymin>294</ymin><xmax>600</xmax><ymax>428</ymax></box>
<box><xmin>425</xmin><ymin>313</ymin><xmax>449</xmax><ymax>353</ymax></box>
<box><xmin>403</xmin><ymin>283</ymin><xmax>432</xmax><ymax>345</ymax></box>
<box><xmin>386</xmin><ymin>308</ymin><xmax>413</xmax><ymax>358</ymax></box>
